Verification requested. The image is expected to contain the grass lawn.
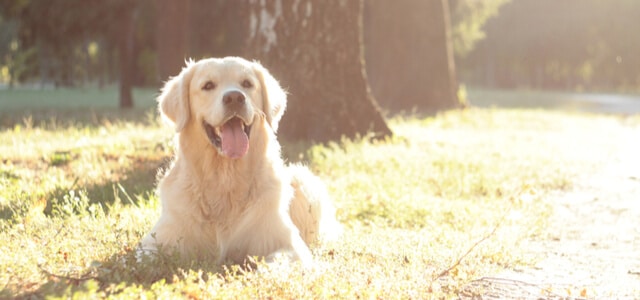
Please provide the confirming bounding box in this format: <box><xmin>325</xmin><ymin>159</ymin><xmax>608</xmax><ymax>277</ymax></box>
<box><xmin>0</xmin><ymin>86</ymin><xmax>158</xmax><ymax>110</ymax></box>
<box><xmin>0</xmin><ymin>86</ymin><xmax>158</xmax><ymax>128</ymax></box>
<box><xmin>1</xmin><ymin>87</ymin><xmax>637</xmax><ymax>298</ymax></box>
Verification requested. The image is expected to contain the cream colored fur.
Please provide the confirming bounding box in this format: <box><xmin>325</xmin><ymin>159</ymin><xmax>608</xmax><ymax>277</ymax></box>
<box><xmin>140</xmin><ymin>57</ymin><xmax>339</xmax><ymax>267</ymax></box>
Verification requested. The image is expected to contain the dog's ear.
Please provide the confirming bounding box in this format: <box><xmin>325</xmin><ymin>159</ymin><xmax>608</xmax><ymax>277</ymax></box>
<box><xmin>253</xmin><ymin>61</ymin><xmax>287</xmax><ymax>132</ymax></box>
<box><xmin>158</xmin><ymin>60</ymin><xmax>195</xmax><ymax>132</ymax></box>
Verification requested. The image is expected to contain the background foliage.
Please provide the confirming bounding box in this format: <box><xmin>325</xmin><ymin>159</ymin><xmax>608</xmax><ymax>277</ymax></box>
<box><xmin>462</xmin><ymin>0</ymin><xmax>640</xmax><ymax>92</ymax></box>
<box><xmin>3</xmin><ymin>0</ymin><xmax>636</xmax><ymax>94</ymax></box>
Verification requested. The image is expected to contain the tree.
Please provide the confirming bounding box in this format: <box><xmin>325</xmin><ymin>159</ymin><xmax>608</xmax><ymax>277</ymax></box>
<box><xmin>156</xmin><ymin>0</ymin><xmax>191</xmax><ymax>81</ymax></box>
<box><xmin>245</xmin><ymin>0</ymin><xmax>392</xmax><ymax>143</ymax></box>
<box><xmin>0</xmin><ymin>0</ymin><xmax>151</xmax><ymax>107</ymax></box>
<box><xmin>364</xmin><ymin>0</ymin><xmax>460</xmax><ymax>112</ymax></box>
<box><xmin>189</xmin><ymin>0</ymin><xmax>247</xmax><ymax>58</ymax></box>
<box><xmin>117</xmin><ymin>2</ymin><xmax>136</xmax><ymax>108</ymax></box>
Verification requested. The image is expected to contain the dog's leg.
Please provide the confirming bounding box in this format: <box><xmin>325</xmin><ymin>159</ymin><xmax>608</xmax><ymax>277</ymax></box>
<box><xmin>288</xmin><ymin>164</ymin><xmax>341</xmax><ymax>245</ymax></box>
<box><xmin>139</xmin><ymin>215</ymin><xmax>218</xmax><ymax>261</ymax></box>
<box><xmin>221</xmin><ymin>211</ymin><xmax>314</xmax><ymax>268</ymax></box>
<box><xmin>263</xmin><ymin>233</ymin><xmax>313</xmax><ymax>269</ymax></box>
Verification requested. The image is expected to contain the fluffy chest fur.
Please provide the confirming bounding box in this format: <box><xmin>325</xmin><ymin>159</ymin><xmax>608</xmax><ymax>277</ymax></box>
<box><xmin>165</xmin><ymin>120</ymin><xmax>286</xmax><ymax>222</ymax></box>
<box><xmin>160</xmin><ymin>152</ymin><xmax>290</xmax><ymax>229</ymax></box>
<box><xmin>151</xmin><ymin>121</ymin><xmax>294</xmax><ymax>260</ymax></box>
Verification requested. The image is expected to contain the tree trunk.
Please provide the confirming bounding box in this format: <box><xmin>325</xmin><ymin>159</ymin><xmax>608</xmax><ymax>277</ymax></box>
<box><xmin>117</xmin><ymin>3</ymin><xmax>136</xmax><ymax>109</ymax></box>
<box><xmin>246</xmin><ymin>0</ymin><xmax>392</xmax><ymax>143</ymax></box>
<box><xmin>156</xmin><ymin>0</ymin><xmax>191</xmax><ymax>81</ymax></box>
<box><xmin>364</xmin><ymin>0</ymin><xmax>459</xmax><ymax>112</ymax></box>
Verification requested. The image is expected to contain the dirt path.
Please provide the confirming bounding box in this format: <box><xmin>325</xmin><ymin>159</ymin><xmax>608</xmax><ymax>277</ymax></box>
<box><xmin>463</xmin><ymin>127</ymin><xmax>640</xmax><ymax>299</ymax></box>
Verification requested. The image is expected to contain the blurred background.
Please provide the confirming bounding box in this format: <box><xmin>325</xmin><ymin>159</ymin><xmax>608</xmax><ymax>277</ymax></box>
<box><xmin>1</xmin><ymin>0</ymin><xmax>639</xmax><ymax>135</ymax></box>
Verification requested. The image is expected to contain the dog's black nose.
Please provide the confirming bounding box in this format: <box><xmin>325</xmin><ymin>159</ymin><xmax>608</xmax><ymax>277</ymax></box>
<box><xmin>223</xmin><ymin>91</ymin><xmax>246</xmax><ymax>106</ymax></box>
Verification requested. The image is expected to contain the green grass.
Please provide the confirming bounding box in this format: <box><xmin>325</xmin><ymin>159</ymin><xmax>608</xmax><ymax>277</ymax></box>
<box><xmin>0</xmin><ymin>86</ymin><xmax>157</xmax><ymax>110</ymax></box>
<box><xmin>1</xmin><ymin>88</ymin><xmax>637</xmax><ymax>298</ymax></box>
<box><xmin>0</xmin><ymin>86</ymin><xmax>158</xmax><ymax>128</ymax></box>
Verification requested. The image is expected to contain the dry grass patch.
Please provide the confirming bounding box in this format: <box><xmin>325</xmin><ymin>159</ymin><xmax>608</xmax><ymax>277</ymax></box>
<box><xmin>1</xmin><ymin>108</ymin><xmax>635</xmax><ymax>298</ymax></box>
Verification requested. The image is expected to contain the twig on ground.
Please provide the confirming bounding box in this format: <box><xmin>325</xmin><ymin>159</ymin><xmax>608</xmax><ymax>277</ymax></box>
<box><xmin>433</xmin><ymin>204</ymin><xmax>512</xmax><ymax>280</ymax></box>
<box><xmin>433</xmin><ymin>222</ymin><xmax>503</xmax><ymax>279</ymax></box>
<box><xmin>38</xmin><ymin>264</ymin><xmax>98</xmax><ymax>283</ymax></box>
<box><xmin>628</xmin><ymin>270</ymin><xmax>640</xmax><ymax>276</ymax></box>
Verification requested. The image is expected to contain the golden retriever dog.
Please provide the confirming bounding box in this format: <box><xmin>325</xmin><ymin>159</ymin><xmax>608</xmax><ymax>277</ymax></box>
<box><xmin>140</xmin><ymin>57</ymin><xmax>339</xmax><ymax>267</ymax></box>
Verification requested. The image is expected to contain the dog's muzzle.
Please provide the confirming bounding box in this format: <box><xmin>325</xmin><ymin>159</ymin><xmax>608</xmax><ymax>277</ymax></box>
<box><xmin>203</xmin><ymin>90</ymin><xmax>253</xmax><ymax>159</ymax></box>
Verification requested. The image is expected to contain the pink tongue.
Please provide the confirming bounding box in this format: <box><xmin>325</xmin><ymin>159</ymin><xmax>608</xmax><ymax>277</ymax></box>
<box><xmin>220</xmin><ymin>118</ymin><xmax>249</xmax><ymax>159</ymax></box>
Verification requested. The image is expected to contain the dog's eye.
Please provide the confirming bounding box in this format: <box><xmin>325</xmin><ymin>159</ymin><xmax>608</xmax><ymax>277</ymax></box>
<box><xmin>241</xmin><ymin>79</ymin><xmax>253</xmax><ymax>89</ymax></box>
<box><xmin>202</xmin><ymin>81</ymin><xmax>216</xmax><ymax>91</ymax></box>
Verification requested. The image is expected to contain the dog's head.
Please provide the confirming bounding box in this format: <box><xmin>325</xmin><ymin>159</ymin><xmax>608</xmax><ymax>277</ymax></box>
<box><xmin>158</xmin><ymin>57</ymin><xmax>286</xmax><ymax>159</ymax></box>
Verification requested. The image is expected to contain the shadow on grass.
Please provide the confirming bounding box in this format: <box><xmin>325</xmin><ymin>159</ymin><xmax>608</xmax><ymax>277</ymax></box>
<box><xmin>0</xmin><ymin>153</ymin><xmax>206</xmax><ymax>298</ymax></box>
<box><xmin>44</xmin><ymin>153</ymin><xmax>170</xmax><ymax>217</ymax></box>
<box><xmin>0</xmin><ymin>146</ymin><xmax>168</xmax><ymax>223</ymax></box>
<box><xmin>9</xmin><ymin>244</ymin><xmax>233</xmax><ymax>298</ymax></box>
<box><xmin>0</xmin><ymin>165</ymin><xmax>159</xmax><ymax>224</ymax></box>
<box><xmin>24</xmin><ymin>249</ymin><xmax>228</xmax><ymax>298</ymax></box>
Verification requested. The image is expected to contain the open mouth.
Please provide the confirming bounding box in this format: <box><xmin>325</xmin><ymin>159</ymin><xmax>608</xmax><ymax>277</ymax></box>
<box><xmin>203</xmin><ymin>117</ymin><xmax>252</xmax><ymax>159</ymax></box>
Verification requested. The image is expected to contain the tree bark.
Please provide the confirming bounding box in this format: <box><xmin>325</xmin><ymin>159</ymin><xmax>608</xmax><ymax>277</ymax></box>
<box><xmin>117</xmin><ymin>3</ymin><xmax>136</xmax><ymax>109</ymax></box>
<box><xmin>364</xmin><ymin>0</ymin><xmax>460</xmax><ymax>112</ymax></box>
<box><xmin>156</xmin><ymin>0</ymin><xmax>191</xmax><ymax>81</ymax></box>
<box><xmin>246</xmin><ymin>0</ymin><xmax>392</xmax><ymax>143</ymax></box>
